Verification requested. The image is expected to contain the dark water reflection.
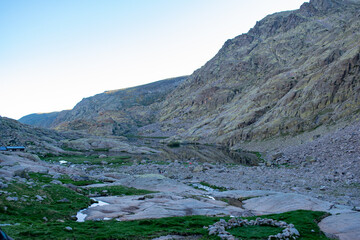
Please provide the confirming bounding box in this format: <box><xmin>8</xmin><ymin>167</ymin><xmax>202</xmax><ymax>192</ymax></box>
<box><xmin>90</xmin><ymin>138</ymin><xmax>260</xmax><ymax>166</ymax></box>
<box><xmin>156</xmin><ymin>144</ymin><xmax>259</xmax><ymax>166</ymax></box>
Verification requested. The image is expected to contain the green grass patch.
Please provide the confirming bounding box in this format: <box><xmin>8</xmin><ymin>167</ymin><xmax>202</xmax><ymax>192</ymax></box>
<box><xmin>1</xmin><ymin>210</ymin><xmax>332</xmax><ymax>240</ymax></box>
<box><xmin>229</xmin><ymin>225</ymin><xmax>283</xmax><ymax>239</ymax></box>
<box><xmin>85</xmin><ymin>185</ymin><xmax>156</xmax><ymax>196</ymax></box>
<box><xmin>28</xmin><ymin>172</ymin><xmax>102</xmax><ymax>186</ymax></box>
<box><xmin>250</xmin><ymin>151</ymin><xmax>265</xmax><ymax>163</ymax></box>
<box><xmin>0</xmin><ymin>181</ymin><xmax>91</xmax><ymax>223</ymax></box>
<box><xmin>2</xmin><ymin>215</ymin><xmax>222</xmax><ymax>240</ymax></box>
<box><xmin>217</xmin><ymin>197</ymin><xmax>230</xmax><ymax>204</ymax></box>
<box><xmin>40</xmin><ymin>155</ymin><xmax>132</xmax><ymax>166</ymax></box>
<box><xmin>229</xmin><ymin>210</ymin><xmax>331</xmax><ymax>240</ymax></box>
<box><xmin>199</xmin><ymin>182</ymin><xmax>228</xmax><ymax>192</ymax></box>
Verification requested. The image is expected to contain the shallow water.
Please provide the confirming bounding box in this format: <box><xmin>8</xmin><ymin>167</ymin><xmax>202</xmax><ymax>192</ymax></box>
<box><xmin>192</xmin><ymin>183</ymin><xmax>217</xmax><ymax>192</ymax></box>
<box><xmin>76</xmin><ymin>198</ymin><xmax>109</xmax><ymax>222</ymax></box>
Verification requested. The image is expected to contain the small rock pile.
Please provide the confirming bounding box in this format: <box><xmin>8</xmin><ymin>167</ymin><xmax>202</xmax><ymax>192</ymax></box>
<box><xmin>206</xmin><ymin>217</ymin><xmax>300</xmax><ymax>240</ymax></box>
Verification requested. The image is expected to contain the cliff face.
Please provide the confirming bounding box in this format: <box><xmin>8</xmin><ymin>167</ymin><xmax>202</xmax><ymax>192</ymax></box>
<box><xmin>157</xmin><ymin>0</ymin><xmax>360</xmax><ymax>145</ymax></box>
<box><xmin>50</xmin><ymin>76</ymin><xmax>187</xmax><ymax>135</ymax></box>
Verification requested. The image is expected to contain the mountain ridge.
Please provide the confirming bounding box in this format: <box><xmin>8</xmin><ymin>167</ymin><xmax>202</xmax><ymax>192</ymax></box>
<box><xmin>156</xmin><ymin>0</ymin><xmax>360</xmax><ymax>146</ymax></box>
<box><xmin>19</xmin><ymin>0</ymin><xmax>360</xmax><ymax>147</ymax></box>
<box><xmin>19</xmin><ymin>76</ymin><xmax>187</xmax><ymax>135</ymax></box>
<box><xmin>18</xmin><ymin>111</ymin><xmax>68</xmax><ymax>128</ymax></box>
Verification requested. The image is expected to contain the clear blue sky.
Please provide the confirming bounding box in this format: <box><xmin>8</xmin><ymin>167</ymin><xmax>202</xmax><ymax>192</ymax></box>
<box><xmin>0</xmin><ymin>0</ymin><xmax>307</xmax><ymax>120</ymax></box>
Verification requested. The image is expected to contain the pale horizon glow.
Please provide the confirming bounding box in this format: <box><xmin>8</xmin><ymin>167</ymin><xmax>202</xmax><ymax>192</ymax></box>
<box><xmin>0</xmin><ymin>0</ymin><xmax>307</xmax><ymax>120</ymax></box>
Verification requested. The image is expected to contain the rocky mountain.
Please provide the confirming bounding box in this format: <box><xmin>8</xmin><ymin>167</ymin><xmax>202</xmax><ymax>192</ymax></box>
<box><xmin>0</xmin><ymin>116</ymin><xmax>74</xmax><ymax>154</ymax></box>
<box><xmin>18</xmin><ymin>111</ymin><xmax>66</xmax><ymax>128</ymax></box>
<box><xmin>20</xmin><ymin>76</ymin><xmax>187</xmax><ymax>135</ymax></box>
<box><xmin>155</xmin><ymin>0</ymin><xmax>360</xmax><ymax>146</ymax></box>
<box><xmin>19</xmin><ymin>0</ymin><xmax>360</xmax><ymax>147</ymax></box>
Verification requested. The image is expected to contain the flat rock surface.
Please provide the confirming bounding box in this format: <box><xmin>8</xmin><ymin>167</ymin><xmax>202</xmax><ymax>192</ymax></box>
<box><xmin>211</xmin><ymin>190</ymin><xmax>277</xmax><ymax>199</ymax></box>
<box><xmin>83</xmin><ymin>193</ymin><xmax>246</xmax><ymax>221</ymax></box>
<box><xmin>242</xmin><ymin>192</ymin><xmax>354</xmax><ymax>215</ymax></box>
<box><xmin>319</xmin><ymin>212</ymin><xmax>360</xmax><ymax>240</ymax></box>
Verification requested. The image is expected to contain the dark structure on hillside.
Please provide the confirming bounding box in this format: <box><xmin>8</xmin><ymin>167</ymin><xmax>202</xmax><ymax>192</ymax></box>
<box><xmin>0</xmin><ymin>146</ymin><xmax>25</xmax><ymax>152</ymax></box>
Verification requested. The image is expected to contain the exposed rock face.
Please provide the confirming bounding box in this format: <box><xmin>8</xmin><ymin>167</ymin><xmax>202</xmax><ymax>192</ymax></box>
<box><xmin>23</xmin><ymin>76</ymin><xmax>186</xmax><ymax>135</ymax></box>
<box><xmin>18</xmin><ymin>0</ymin><xmax>360</xmax><ymax>146</ymax></box>
<box><xmin>158</xmin><ymin>0</ymin><xmax>360</xmax><ymax>145</ymax></box>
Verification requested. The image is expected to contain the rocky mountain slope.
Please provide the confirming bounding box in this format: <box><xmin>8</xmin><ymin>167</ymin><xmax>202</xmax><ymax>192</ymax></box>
<box><xmin>20</xmin><ymin>76</ymin><xmax>186</xmax><ymax>135</ymax></box>
<box><xmin>156</xmin><ymin>0</ymin><xmax>360</xmax><ymax>146</ymax></box>
<box><xmin>18</xmin><ymin>111</ymin><xmax>66</xmax><ymax>128</ymax></box>
<box><xmin>19</xmin><ymin>0</ymin><xmax>360</xmax><ymax>148</ymax></box>
<box><xmin>0</xmin><ymin>116</ymin><xmax>71</xmax><ymax>154</ymax></box>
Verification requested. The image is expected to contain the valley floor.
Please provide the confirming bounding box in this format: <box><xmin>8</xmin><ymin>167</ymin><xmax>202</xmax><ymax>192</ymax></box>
<box><xmin>1</xmin><ymin>121</ymin><xmax>360</xmax><ymax>239</ymax></box>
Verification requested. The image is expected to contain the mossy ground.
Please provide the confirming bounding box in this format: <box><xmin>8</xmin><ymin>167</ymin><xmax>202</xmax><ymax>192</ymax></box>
<box><xmin>0</xmin><ymin>181</ymin><xmax>91</xmax><ymax>223</ymax></box>
<box><xmin>41</xmin><ymin>154</ymin><xmax>132</xmax><ymax>166</ymax></box>
<box><xmin>0</xmin><ymin>172</ymin><xmax>332</xmax><ymax>240</ymax></box>
<box><xmin>1</xmin><ymin>208</ymin><xmax>331</xmax><ymax>240</ymax></box>
<box><xmin>28</xmin><ymin>172</ymin><xmax>102</xmax><ymax>186</ymax></box>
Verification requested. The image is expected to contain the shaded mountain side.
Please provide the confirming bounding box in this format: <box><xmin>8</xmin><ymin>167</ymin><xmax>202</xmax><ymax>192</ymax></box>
<box><xmin>156</xmin><ymin>0</ymin><xmax>360</xmax><ymax>146</ymax></box>
<box><xmin>18</xmin><ymin>111</ymin><xmax>69</xmax><ymax>128</ymax></box>
<box><xmin>0</xmin><ymin>116</ymin><xmax>79</xmax><ymax>154</ymax></box>
<box><xmin>50</xmin><ymin>76</ymin><xmax>187</xmax><ymax>135</ymax></box>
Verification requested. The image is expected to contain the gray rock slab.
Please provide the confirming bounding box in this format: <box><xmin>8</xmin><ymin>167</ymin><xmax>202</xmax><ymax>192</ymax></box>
<box><xmin>319</xmin><ymin>212</ymin><xmax>360</xmax><ymax>240</ymax></box>
<box><xmin>83</xmin><ymin>194</ymin><xmax>245</xmax><ymax>221</ymax></box>
<box><xmin>242</xmin><ymin>193</ymin><xmax>353</xmax><ymax>215</ymax></box>
<box><xmin>211</xmin><ymin>190</ymin><xmax>277</xmax><ymax>199</ymax></box>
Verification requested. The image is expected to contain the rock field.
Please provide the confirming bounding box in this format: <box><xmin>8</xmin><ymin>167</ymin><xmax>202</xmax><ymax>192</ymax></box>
<box><xmin>1</xmin><ymin>120</ymin><xmax>360</xmax><ymax>240</ymax></box>
<box><xmin>1</xmin><ymin>125</ymin><xmax>360</xmax><ymax>239</ymax></box>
